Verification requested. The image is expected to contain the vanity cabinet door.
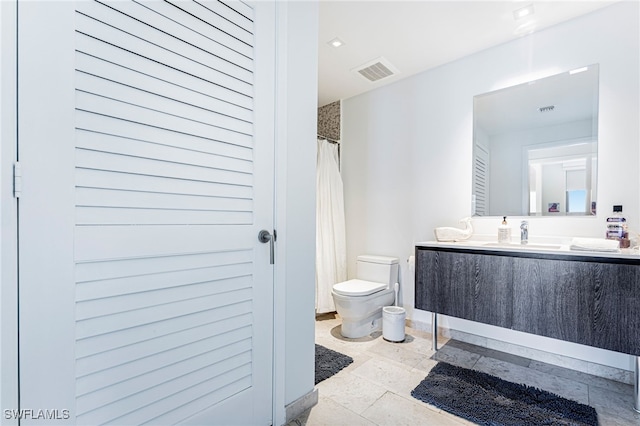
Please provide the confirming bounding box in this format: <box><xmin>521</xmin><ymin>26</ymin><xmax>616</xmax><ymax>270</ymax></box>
<box><xmin>512</xmin><ymin>257</ymin><xmax>583</xmax><ymax>344</ymax></box>
<box><xmin>585</xmin><ymin>262</ymin><xmax>640</xmax><ymax>356</ymax></box>
<box><xmin>415</xmin><ymin>249</ymin><xmax>513</xmax><ymax>328</ymax></box>
<box><xmin>512</xmin><ymin>258</ymin><xmax>640</xmax><ymax>356</ymax></box>
<box><xmin>415</xmin><ymin>249</ymin><xmax>438</xmax><ymax>313</ymax></box>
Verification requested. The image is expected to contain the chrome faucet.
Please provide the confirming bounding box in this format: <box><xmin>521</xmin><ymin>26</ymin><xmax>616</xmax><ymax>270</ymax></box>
<box><xmin>520</xmin><ymin>220</ymin><xmax>529</xmax><ymax>245</ymax></box>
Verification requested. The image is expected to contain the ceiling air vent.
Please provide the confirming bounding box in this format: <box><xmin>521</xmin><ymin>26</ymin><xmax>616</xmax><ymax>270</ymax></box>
<box><xmin>538</xmin><ymin>105</ymin><xmax>555</xmax><ymax>113</ymax></box>
<box><xmin>353</xmin><ymin>57</ymin><xmax>398</xmax><ymax>83</ymax></box>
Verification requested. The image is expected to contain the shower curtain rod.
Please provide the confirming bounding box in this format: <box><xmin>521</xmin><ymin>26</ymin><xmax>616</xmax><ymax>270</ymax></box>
<box><xmin>317</xmin><ymin>134</ymin><xmax>339</xmax><ymax>144</ymax></box>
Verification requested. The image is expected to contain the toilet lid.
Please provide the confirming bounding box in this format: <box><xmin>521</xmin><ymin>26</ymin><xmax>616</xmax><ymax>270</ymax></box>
<box><xmin>333</xmin><ymin>279</ymin><xmax>387</xmax><ymax>296</ymax></box>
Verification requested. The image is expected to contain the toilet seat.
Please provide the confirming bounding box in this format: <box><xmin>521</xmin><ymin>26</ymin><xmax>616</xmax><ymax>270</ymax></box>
<box><xmin>332</xmin><ymin>279</ymin><xmax>387</xmax><ymax>297</ymax></box>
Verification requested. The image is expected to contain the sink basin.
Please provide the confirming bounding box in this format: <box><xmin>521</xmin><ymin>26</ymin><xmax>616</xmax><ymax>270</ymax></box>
<box><xmin>482</xmin><ymin>242</ymin><xmax>563</xmax><ymax>251</ymax></box>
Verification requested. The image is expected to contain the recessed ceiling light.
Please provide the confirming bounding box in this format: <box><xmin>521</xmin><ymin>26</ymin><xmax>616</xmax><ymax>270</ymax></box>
<box><xmin>328</xmin><ymin>37</ymin><xmax>344</xmax><ymax>48</ymax></box>
<box><xmin>513</xmin><ymin>4</ymin><xmax>534</xmax><ymax>20</ymax></box>
<box><xmin>569</xmin><ymin>66</ymin><xmax>589</xmax><ymax>75</ymax></box>
<box><xmin>514</xmin><ymin>19</ymin><xmax>537</xmax><ymax>35</ymax></box>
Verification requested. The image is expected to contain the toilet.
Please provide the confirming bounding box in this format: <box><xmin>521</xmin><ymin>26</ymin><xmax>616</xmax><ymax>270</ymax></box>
<box><xmin>332</xmin><ymin>255</ymin><xmax>399</xmax><ymax>338</ymax></box>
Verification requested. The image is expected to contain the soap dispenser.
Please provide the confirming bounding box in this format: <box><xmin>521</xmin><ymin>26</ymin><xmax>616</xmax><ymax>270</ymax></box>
<box><xmin>498</xmin><ymin>216</ymin><xmax>511</xmax><ymax>243</ymax></box>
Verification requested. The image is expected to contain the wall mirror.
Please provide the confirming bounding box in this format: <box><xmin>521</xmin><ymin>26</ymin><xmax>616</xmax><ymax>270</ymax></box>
<box><xmin>472</xmin><ymin>64</ymin><xmax>599</xmax><ymax>217</ymax></box>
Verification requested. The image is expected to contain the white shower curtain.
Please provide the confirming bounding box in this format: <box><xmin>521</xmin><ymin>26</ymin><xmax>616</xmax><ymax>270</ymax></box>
<box><xmin>316</xmin><ymin>138</ymin><xmax>347</xmax><ymax>314</ymax></box>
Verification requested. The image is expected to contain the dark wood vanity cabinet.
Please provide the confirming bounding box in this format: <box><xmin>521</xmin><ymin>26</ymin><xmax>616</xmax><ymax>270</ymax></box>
<box><xmin>415</xmin><ymin>246</ymin><xmax>640</xmax><ymax>356</ymax></box>
<box><xmin>417</xmin><ymin>250</ymin><xmax>512</xmax><ymax>328</ymax></box>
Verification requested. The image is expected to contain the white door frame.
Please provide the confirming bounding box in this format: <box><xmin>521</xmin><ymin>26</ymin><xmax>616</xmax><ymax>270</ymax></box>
<box><xmin>0</xmin><ymin>2</ymin><xmax>20</xmax><ymax>424</ymax></box>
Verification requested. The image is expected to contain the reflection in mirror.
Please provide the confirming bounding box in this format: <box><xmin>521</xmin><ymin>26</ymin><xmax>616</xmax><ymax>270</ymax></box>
<box><xmin>472</xmin><ymin>64</ymin><xmax>599</xmax><ymax>217</ymax></box>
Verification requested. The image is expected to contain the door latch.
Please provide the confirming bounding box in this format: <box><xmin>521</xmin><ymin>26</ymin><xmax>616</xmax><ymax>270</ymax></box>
<box><xmin>258</xmin><ymin>229</ymin><xmax>275</xmax><ymax>264</ymax></box>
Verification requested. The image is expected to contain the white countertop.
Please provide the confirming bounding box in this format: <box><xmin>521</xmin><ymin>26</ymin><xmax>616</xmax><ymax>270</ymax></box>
<box><xmin>416</xmin><ymin>236</ymin><xmax>640</xmax><ymax>260</ymax></box>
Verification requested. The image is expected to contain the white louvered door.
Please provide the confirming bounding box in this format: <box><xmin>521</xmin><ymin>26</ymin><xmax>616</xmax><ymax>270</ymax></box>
<box><xmin>473</xmin><ymin>143</ymin><xmax>490</xmax><ymax>216</ymax></box>
<box><xmin>18</xmin><ymin>1</ymin><xmax>275</xmax><ymax>424</ymax></box>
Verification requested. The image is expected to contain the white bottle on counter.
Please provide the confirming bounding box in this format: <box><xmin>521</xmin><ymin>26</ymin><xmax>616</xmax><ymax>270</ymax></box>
<box><xmin>498</xmin><ymin>216</ymin><xmax>511</xmax><ymax>243</ymax></box>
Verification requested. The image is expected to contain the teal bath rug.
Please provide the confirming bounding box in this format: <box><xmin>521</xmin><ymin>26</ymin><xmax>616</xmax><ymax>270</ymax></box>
<box><xmin>315</xmin><ymin>344</ymin><xmax>353</xmax><ymax>385</ymax></box>
<box><xmin>411</xmin><ymin>362</ymin><xmax>598</xmax><ymax>426</ymax></box>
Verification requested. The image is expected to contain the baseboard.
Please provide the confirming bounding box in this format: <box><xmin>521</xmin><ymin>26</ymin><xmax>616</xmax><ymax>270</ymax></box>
<box><xmin>406</xmin><ymin>318</ymin><xmax>633</xmax><ymax>385</ymax></box>
<box><xmin>284</xmin><ymin>388</ymin><xmax>318</xmax><ymax>424</ymax></box>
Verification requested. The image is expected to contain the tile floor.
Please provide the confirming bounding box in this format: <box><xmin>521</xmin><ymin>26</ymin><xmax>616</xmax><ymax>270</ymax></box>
<box><xmin>288</xmin><ymin>313</ymin><xmax>640</xmax><ymax>426</ymax></box>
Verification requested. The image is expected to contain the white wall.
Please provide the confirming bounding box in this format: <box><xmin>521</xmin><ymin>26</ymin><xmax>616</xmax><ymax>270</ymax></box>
<box><xmin>274</xmin><ymin>1</ymin><xmax>319</xmax><ymax>424</ymax></box>
<box><xmin>342</xmin><ymin>2</ymin><xmax>639</xmax><ymax>371</ymax></box>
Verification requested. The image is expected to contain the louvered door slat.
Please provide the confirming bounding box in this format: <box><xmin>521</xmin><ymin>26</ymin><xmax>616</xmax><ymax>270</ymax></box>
<box><xmin>76</xmin><ymin>149</ymin><xmax>252</xmax><ymax>187</ymax></box>
<box><xmin>76</xmin><ymin>52</ymin><xmax>253</xmax><ymax>122</ymax></box>
<box><xmin>142</xmin><ymin>0</ymin><xmax>254</xmax><ymax>58</ymax></box>
<box><xmin>76</xmin><ymin>111</ymin><xmax>253</xmax><ymax>160</ymax></box>
<box><xmin>76</xmin><ymin>274</ymin><xmax>251</xmax><ymax>319</ymax></box>
<box><xmin>76</xmin><ymin>92</ymin><xmax>253</xmax><ymax>148</ymax></box>
<box><xmin>76</xmin><ymin>331</ymin><xmax>252</xmax><ymax>393</ymax></box>
<box><xmin>78</xmin><ymin>2</ymin><xmax>253</xmax><ymax>86</ymax></box>
<box><xmin>75</xmin><ymin>9</ymin><xmax>252</xmax><ymax>96</ymax></box>
<box><xmin>166</xmin><ymin>0</ymin><xmax>254</xmax><ymax>46</ymax></box>
<box><xmin>77</xmin><ymin>340</ymin><xmax>252</xmax><ymax>414</ymax></box>
<box><xmin>219</xmin><ymin>0</ymin><xmax>254</xmax><ymax>20</ymax></box>
<box><xmin>78</xmin><ymin>326</ymin><xmax>252</xmax><ymax>382</ymax></box>
<box><xmin>77</xmin><ymin>187</ymin><xmax>252</xmax><ymax>215</ymax></box>
<box><xmin>76</xmin><ymin>129</ymin><xmax>252</xmax><ymax>174</ymax></box>
<box><xmin>75</xmin><ymin>249</ymin><xmax>252</xmax><ymax>283</ymax></box>
<box><xmin>77</xmin><ymin>355</ymin><xmax>252</xmax><ymax>424</ymax></box>
<box><xmin>75</xmin><ymin>303</ymin><xmax>251</xmax><ymax>364</ymax></box>
<box><xmin>204</xmin><ymin>0</ymin><xmax>254</xmax><ymax>34</ymax></box>
<box><xmin>76</xmin><ymin>320</ymin><xmax>252</xmax><ymax>380</ymax></box>
<box><xmin>76</xmin><ymin>287</ymin><xmax>252</xmax><ymax>341</ymax></box>
<box><xmin>76</xmin><ymin>72</ymin><xmax>253</xmax><ymax>135</ymax></box>
<box><xmin>76</xmin><ymin>168</ymin><xmax>253</xmax><ymax>204</ymax></box>
<box><xmin>76</xmin><ymin>207</ymin><xmax>251</xmax><ymax>226</ymax></box>
<box><xmin>109</xmin><ymin>365</ymin><xmax>252</xmax><ymax>426</ymax></box>
<box><xmin>75</xmin><ymin>38</ymin><xmax>253</xmax><ymax>110</ymax></box>
<box><xmin>74</xmin><ymin>227</ymin><xmax>254</xmax><ymax>262</ymax></box>
<box><xmin>97</xmin><ymin>0</ymin><xmax>253</xmax><ymax>72</ymax></box>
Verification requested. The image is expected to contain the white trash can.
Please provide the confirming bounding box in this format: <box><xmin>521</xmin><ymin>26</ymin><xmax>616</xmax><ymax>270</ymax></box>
<box><xmin>382</xmin><ymin>306</ymin><xmax>406</xmax><ymax>342</ymax></box>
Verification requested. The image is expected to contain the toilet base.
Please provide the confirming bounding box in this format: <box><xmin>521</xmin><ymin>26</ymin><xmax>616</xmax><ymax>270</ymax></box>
<box><xmin>340</xmin><ymin>311</ymin><xmax>383</xmax><ymax>338</ymax></box>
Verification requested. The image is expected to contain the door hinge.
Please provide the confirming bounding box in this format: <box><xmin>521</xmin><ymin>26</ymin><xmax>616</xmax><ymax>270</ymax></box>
<box><xmin>13</xmin><ymin>162</ymin><xmax>22</xmax><ymax>198</ymax></box>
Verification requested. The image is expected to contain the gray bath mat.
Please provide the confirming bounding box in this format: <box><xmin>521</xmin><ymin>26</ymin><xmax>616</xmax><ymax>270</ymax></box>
<box><xmin>411</xmin><ymin>362</ymin><xmax>598</xmax><ymax>426</ymax></box>
<box><xmin>315</xmin><ymin>344</ymin><xmax>353</xmax><ymax>385</ymax></box>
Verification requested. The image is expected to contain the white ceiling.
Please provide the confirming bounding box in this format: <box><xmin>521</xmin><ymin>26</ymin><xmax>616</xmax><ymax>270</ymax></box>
<box><xmin>317</xmin><ymin>0</ymin><xmax>617</xmax><ymax>107</ymax></box>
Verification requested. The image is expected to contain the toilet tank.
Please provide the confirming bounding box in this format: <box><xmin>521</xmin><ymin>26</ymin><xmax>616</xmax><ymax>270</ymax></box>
<box><xmin>356</xmin><ymin>255</ymin><xmax>399</xmax><ymax>287</ymax></box>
